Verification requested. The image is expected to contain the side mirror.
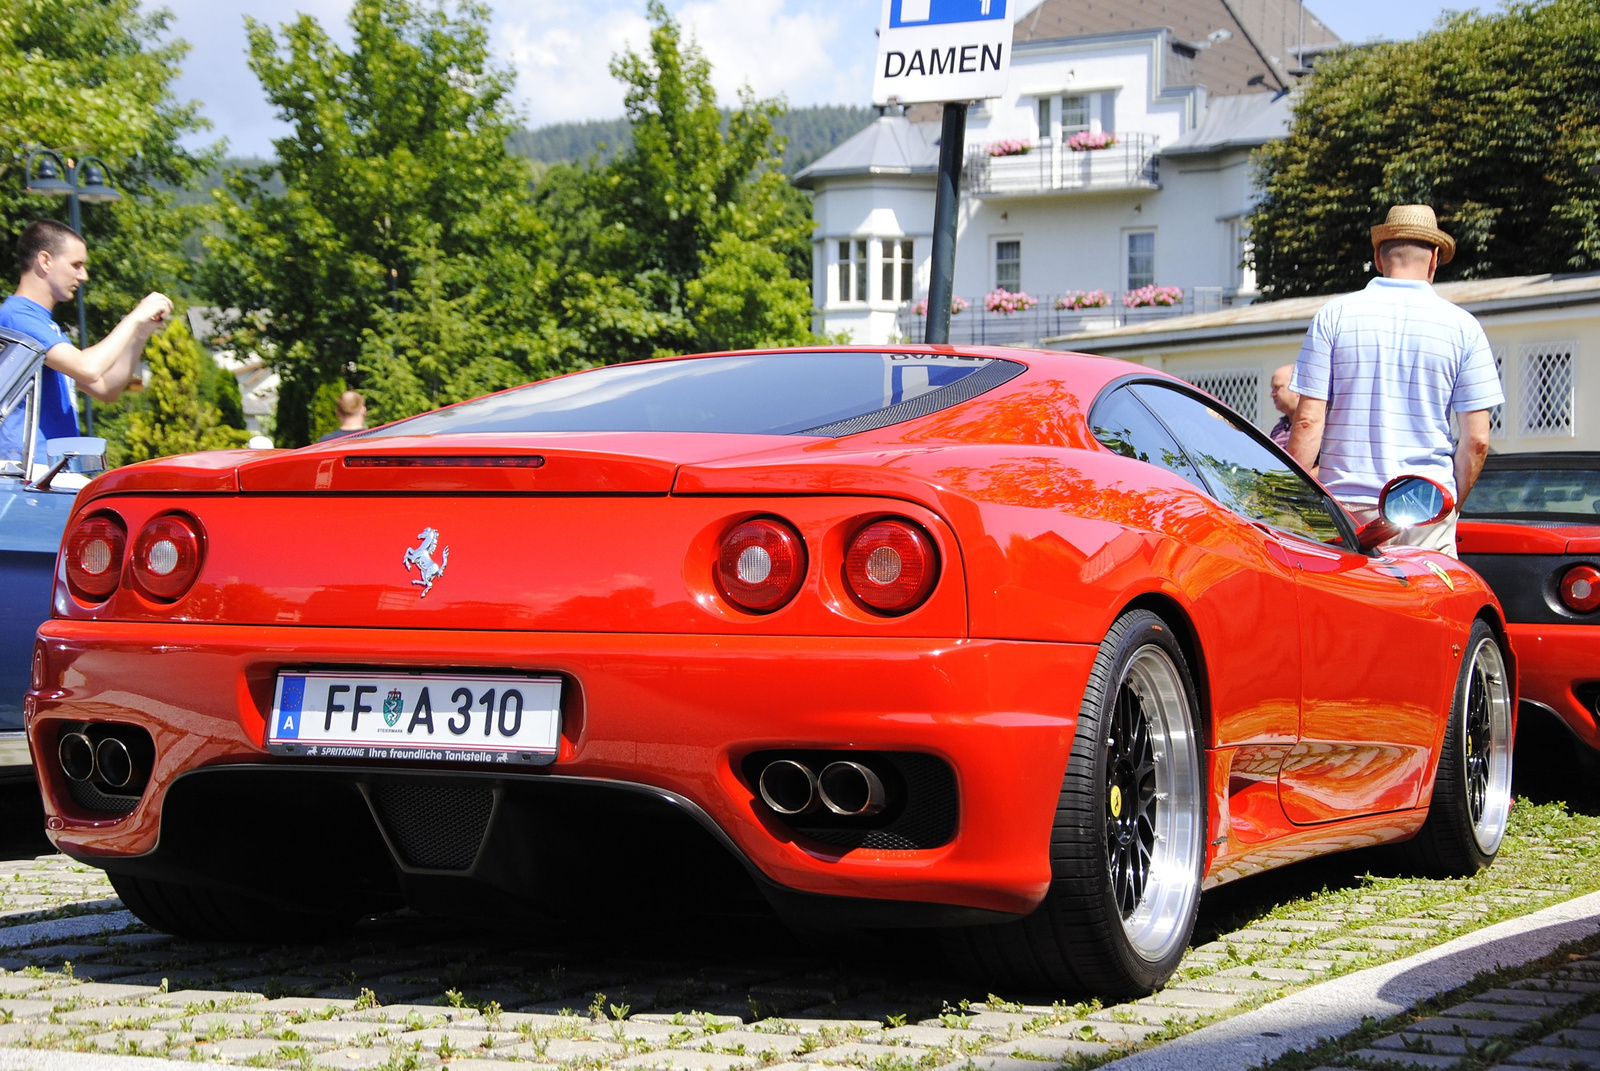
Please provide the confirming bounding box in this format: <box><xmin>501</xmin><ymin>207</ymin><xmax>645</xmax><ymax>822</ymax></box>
<box><xmin>32</xmin><ymin>436</ymin><xmax>108</xmax><ymax>490</ymax></box>
<box><xmin>1356</xmin><ymin>475</ymin><xmax>1455</xmax><ymax>552</ymax></box>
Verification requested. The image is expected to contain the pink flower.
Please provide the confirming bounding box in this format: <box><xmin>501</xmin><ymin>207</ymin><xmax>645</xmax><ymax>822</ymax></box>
<box><xmin>1056</xmin><ymin>289</ymin><xmax>1110</xmax><ymax>310</ymax></box>
<box><xmin>1067</xmin><ymin>131</ymin><xmax>1118</xmax><ymax>152</ymax></box>
<box><xmin>1123</xmin><ymin>285</ymin><xmax>1184</xmax><ymax>308</ymax></box>
<box><xmin>985</xmin><ymin>289</ymin><xmax>1038</xmax><ymax>315</ymax></box>
<box><xmin>914</xmin><ymin>296</ymin><xmax>970</xmax><ymax>316</ymax></box>
<box><xmin>985</xmin><ymin>138</ymin><xmax>1034</xmax><ymax>157</ymax></box>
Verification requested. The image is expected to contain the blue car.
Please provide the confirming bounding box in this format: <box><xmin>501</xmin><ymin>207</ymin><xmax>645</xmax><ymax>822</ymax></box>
<box><xmin>0</xmin><ymin>328</ymin><xmax>106</xmax><ymax>778</ymax></box>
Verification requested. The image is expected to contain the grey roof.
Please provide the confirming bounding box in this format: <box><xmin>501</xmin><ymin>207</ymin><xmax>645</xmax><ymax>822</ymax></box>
<box><xmin>792</xmin><ymin>116</ymin><xmax>942</xmax><ymax>189</ymax></box>
<box><xmin>1015</xmin><ymin>0</ymin><xmax>1340</xmax><ymax>96</ymax></box>
<box><xmin>1162</xmin><ymin>91</ymin><xmax>1293</xmax><ymax>155</ymax></box>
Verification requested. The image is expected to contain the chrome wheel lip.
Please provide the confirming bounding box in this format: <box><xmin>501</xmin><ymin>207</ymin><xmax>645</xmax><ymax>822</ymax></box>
<box><xmin>1109</xmin><ymin>646</ymin><xmax>1203</xmax><ymax>964</ymax></box>
<box><xmin>1463</xmin><ymin>635</ymin><xmax>1513</xmax><ymax>856</ymax></box>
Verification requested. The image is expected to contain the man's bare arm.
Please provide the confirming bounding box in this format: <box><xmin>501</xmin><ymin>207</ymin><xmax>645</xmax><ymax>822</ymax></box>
<box><xmin>1285</xmin><ymin>396</ymin><xmax>1328</xmax><ymax>475</ymax></box>
<box><xmin>1454</xmin><ymin>409</ymin><xmax>1492</xmax><ymax>506</ymax></box>
<box><xmin>43</xmin><ymin>292</ymin><xmax>172</xmax><ymax>402</ymax></box>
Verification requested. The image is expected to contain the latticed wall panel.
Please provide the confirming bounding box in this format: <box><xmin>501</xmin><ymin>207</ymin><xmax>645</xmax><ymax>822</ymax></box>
<box><xmin>1183</xmin><ymin>369</ymin><xmax>1261</xmax><ymax>425</ymax></box>
<box><xmin>1488</xmin><ymin>348</ymin><xmax>1505</xmax><ymax>437</ymax></box>
<box><xmin>1519</xmin><ymin>342</ymin><xmax>1576</xmax><ymax>438</ymax></box>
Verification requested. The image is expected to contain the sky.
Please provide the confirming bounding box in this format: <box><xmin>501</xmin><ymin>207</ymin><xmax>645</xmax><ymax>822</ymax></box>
<box><xmin>157</xmin><ymin>0</ymin><xmax>1484</xmax><ymax>159</ymax></box>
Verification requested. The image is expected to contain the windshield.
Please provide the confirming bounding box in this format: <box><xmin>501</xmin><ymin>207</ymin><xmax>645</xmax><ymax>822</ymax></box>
<box><xmin>1464</xmin><ymin>465</ymin><xmax>1600</xmax><ymax>520</ymax></box>
<box><xmin>364</xmin><ymin>352</ymin><xmax>1019</xmax><ymax>438</ymax></box>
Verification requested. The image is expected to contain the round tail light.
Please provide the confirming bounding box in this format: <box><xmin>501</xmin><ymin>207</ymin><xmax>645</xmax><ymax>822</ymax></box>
<box><xmin>131</xmin><ymin>514</ymin><xmax>204</xmax><ymax>601</ymax></box>
<box><xmin>717</xmin><ymin>519</ymin><xmax>806</xmax><ymax>613</ymax></box>
<box><xmin>64</xmin><ymin>513</ymin><xmax>126</xmax><ymax>602</ymax></box>
<box><xmin>845</xmin><ymin>519</ymin><xmax>939</xmax><ymax>614</ymax></box>
<box><xmin>1561</xmin><ymin>564</ymin><xmax>1600</xmax><ymax>614</ymax></box>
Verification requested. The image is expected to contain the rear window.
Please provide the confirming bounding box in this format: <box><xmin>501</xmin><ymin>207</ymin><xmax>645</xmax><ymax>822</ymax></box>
<box><xmin>364</xmin><ymin>352</ymin><xmax>1022</xmax><ymax>438</ymax></box>
<box><xmin>1465</xmin><ymin>465</ymin><xmax>1600</xmax><ymax>520</ymax></box>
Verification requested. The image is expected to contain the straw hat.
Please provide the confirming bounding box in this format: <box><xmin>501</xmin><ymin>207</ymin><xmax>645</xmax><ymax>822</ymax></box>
<box><xmin>1371</xmin><ymin>204</ymin><xmax>1456</xmax><ymax>265</ymax></box>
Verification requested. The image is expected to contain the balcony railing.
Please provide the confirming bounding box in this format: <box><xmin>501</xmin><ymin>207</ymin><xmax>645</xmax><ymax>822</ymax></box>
<box><xmin>964</xmin><ymin>134</ymin><xmax>1160</xmax><ymax>197</ymax></box>
<box><xmin>895</xmin><ymin>288</ymin><xmax>1226</xmax><ymax>347</ymax></box>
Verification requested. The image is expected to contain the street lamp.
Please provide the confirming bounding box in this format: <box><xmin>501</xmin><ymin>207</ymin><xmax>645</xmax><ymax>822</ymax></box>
<box><xmin>23</xmin><ymin>149</ymin><xmax>123</xmax><ymax>434</ymax></box>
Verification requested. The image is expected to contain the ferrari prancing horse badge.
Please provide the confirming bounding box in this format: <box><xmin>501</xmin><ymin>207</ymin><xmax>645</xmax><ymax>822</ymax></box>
<box><xmin>403</xmin><ymin>527</ymin><xmax>450</xmax><ymax>598</ymax></box>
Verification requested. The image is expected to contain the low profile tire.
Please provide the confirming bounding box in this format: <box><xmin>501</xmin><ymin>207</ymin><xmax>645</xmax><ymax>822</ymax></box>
<box><xmin>1402</xmin><ymin>619</ymin><xmax>1514</xmax><ymax>878</ymax></box>
<box><xmin>951</xmin><ymin>609</ymin><xmax>1205</xmax><ymax>997</ymax></box>
<box><xmin>108</xmin><ymin>873</ymin><xmax>359</xmax><ymax>943</ymax></box>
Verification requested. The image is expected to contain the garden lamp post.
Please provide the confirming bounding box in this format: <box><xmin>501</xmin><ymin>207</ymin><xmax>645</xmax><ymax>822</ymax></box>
<box><xmin>22</xmin><ymin>149</ymin><xmax>123</xmax><ymax>434</ymax></box>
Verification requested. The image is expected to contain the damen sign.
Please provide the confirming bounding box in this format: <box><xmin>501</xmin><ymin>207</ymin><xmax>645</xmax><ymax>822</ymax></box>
<box><xmin>873</xmin><ymin>0</ymin><xmax>1016</xmax><ymax>105</ymax></box>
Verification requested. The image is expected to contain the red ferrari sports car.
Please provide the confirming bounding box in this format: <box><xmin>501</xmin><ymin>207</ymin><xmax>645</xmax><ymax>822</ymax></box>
<box><xmin>1458</xmin><ymin>452</ymin><xmax>1600</xmax><ymax>751</ymax></box>
<box><xmin>27</xmin><ymin>346</ymin><xmax>1512</xmax><ymax>997</ymax></box>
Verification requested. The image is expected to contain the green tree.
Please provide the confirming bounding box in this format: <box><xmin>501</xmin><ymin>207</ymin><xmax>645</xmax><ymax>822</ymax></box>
<box><xmin>0</xmin><ymin>0</ymin><xmax>213</xmax><ymax>439</ymax></box>
<box><xmin>1252</xmin><ymin>0</ymin><xmax>1600</xmax><ymax>299</ymax></box>
<box><xmin>118</xmin><ymin>318</ymin><xmax>251</xmax><ymax>464</ymax></box>
<box><xmin>203</xmin><ymin>0</ymin><xmax>560</xmax><ymax>444</ymax></box>
<box><xmin>538</xmin><ymin>0</ymin><xmax>820</xmax><ymax>361</ymax></box>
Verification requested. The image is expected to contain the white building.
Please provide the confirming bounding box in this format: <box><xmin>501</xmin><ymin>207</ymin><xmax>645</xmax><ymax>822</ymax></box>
<box><xmin>1052</xmin><ymin>273</ymin><xmax>1600</xmax><ymax>454</ymax></box>
<box><xmin>795</xmin><ymin>0</ymin><xmax>1340</xmax><ymax>346</ymax></box>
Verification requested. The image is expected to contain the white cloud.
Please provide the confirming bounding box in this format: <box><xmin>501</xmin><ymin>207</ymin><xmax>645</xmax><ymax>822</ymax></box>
<box><xmin>496</xmin><ymin>3</ymin><xmax>654</xmax><ymax>127</ymax></box>
<box><xmin>673</xmin><ymin>0</ymin><xmax>866</xmax><ymax>107</ymax></box>
<box><xmin>496</xmin><ymin>0</ymin><xmax>877</xmax><ymax>129</ymax></box>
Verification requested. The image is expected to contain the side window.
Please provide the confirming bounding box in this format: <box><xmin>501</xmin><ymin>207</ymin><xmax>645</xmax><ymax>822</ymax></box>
<box><xmin>1089</xmin><ymin>386</ymin><xmax>1204</xmax><ymax>488</ymax></box>
<box><xmin>1129</xmin><ymin>383</ymin><xmax>1344</xmax><ymax>544</ymax></box>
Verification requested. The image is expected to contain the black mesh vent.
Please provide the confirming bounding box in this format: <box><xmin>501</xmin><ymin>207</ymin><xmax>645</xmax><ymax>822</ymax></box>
<box><xmin>745</xmin><ymin>751</ymin><xmax>958</xmax><ymax>851</ymax></box>
<box><xmin>67</xmin><ymin>779</ymin><xmax>139</xmax><ymax>815</ymax></box>
<box><xmin>371</xmin><ymin>783</ymin><xmax>494</xmax><ymax>871</ymax></box>
<box><xmin>800</xmin><ymin>360</ymin><xmax>1025</xmax><ymax>437</ymax></box>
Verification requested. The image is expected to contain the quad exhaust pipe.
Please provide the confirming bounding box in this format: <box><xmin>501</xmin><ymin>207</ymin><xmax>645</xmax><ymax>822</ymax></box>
<box><xmin>56</xmin><ymin>726</ymin><xmax>151</xmax><ymax>793</ymax></box>
<box><xmin>757</xmin><ymin>758</ymin><xmax>887</xmax><ymax>818</ymax></box>
<box><xmin>95</xmin><ymin>737</ymin><xmax>140</xmax><ymax>789</ymax></box>
<box><xmin>58</xmin><ymin>732</ymin><xmax>95</xmax><ymax>783</ymax></box>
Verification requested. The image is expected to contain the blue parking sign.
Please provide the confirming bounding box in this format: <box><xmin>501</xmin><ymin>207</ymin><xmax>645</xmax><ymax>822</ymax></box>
<box><xmin>890</xmin><ymin>0</ymin><xmax>1007</xmax><ymax>28</ymax></box>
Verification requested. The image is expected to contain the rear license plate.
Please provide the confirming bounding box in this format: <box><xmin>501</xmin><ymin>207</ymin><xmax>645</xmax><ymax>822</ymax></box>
<box><xmin>268</xmin><ymin>671</ymin><xmax>561</xmax><ymax>766</ymax></box>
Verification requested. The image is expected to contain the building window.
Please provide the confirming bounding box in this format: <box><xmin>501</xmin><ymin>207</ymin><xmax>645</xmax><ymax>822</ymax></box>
<box><xmin>881</xmin><ymin>240</ymin><xmax>914</xmax><ymax>303</ymax></box>
<box><xmin>995</xmin><ymin>240</ymin><xmax>1021</xmax><ymax>291</ymax></box>
<box><xmin>1037</xmin><ymin>98</ymin><xmax>1052</xmax><ymax>141</ymax></box>
<box><xmin>1519</xmin><ymin>342</ymin><xmax>1576</xmax><ymax>437</ymax></box>
<box><xmin>837</xmin><ymin>239</ymin><xmax>867</xmax><ymax>304</ymax></box>
<box><xmin>1227</xmin><ymin>219</ymin><xmax>1256</xmax><ymax>294</ymax></box>
<box><xmin>1060</xmin><ymin>94</ymin><xmax>1090</xmax><ymax>136</ymax></box>
<box><xmin>1127</xmin><ymin>231</ymin><xmax>1155</xmax><ymax>290</ymax></box>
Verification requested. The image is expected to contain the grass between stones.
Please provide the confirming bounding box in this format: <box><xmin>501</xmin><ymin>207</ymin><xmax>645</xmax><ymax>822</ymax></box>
<box><xmin>1255</xmin><ymin>931</ymin><xmax>1600</xmax><ymax>1071</ymax></box>
<box><xmin>0</xmin><ymin>800</ymin><xmax>1598</xmax><ymax>1069</ymax></box>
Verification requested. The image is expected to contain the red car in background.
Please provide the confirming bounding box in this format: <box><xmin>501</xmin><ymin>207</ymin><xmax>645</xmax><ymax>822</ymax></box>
<box><xmin>28</xmin><ymin>347</ymin><xmax>1514</xmax><ymax>998</ymax></box>
<box><xmin>1459</xmin><ymin>452</ymin><xmax>1600</xmax><ymax>750</ymax></box>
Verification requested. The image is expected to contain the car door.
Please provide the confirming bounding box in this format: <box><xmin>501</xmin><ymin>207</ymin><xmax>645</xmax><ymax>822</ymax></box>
<box><xmin>1089</xmin><ymin>385</ymin><xmax>1303</xmax><ymax>777</ymax></box>
<box><xmin>1264</xmin><ymin>534</ymin><xmax>1452</xmax><ymax>822</ymax></box>
<box><xmin>1126</xmin><ymin>383</ymin><xmax>1448</xmax><ymax>824</ymax></box>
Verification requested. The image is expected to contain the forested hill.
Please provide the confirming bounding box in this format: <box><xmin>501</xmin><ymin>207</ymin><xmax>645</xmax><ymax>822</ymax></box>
<box><xmin>508</xmin><ymin>104</ymin><xmax>878</xmax><ymax>174</ymax></box>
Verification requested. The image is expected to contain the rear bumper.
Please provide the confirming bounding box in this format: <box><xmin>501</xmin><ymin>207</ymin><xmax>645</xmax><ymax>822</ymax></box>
<box><xmin>1506</xmin><ymin>622</ymin><xmax>1600</xmax><ymax>748</ymax></box>
<box><xmin>28</xmin><ymin>621</ymin><xmax>1096</xmax><ymax>918</ymax></box>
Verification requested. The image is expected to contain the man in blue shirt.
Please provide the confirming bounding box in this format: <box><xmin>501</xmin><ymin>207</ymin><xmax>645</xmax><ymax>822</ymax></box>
<box><xmin>1286</xmin><ymin>205</ymin><xmax>1501</xmax><ymax>557</ymax></box>
<box><xmin>0</xmin><ymin>219</ymin><xmax>173</xmax><ymax>462</ymax></box>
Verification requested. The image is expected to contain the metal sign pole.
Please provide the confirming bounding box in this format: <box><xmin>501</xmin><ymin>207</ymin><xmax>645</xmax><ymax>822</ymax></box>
<box><xmin>925</xmin><ymin>102</ymin><xmax>968</xmax><ymax>346</ymax></box>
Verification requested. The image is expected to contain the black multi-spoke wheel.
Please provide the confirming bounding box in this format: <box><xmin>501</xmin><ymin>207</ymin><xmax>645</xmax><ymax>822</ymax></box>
<box><xmin>1403</xmin><ymin>619</ymin><xmax>1513</xmax><ymax>877</ymax></box>
<box><xmin>950</xmin><ymin>609</ymin><xmax>1204</xmax><ymax>997</ymax></box>
<box><xmin>1106</xmin><ymin>675</ymin><xmax>1157</xmax><ymax>920</ymax></box>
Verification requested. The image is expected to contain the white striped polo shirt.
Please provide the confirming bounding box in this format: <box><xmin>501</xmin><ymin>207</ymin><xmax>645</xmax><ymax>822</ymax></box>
<box><xmin>1291</xmin><ymin>277</ymin><xmax>1503</xmax><ymax>506</ymax></box>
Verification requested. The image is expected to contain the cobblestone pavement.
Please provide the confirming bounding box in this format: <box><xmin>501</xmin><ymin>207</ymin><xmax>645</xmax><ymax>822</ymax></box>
<box><xmin>1301</xmin><ymin>947</ymin><xmax>1600</xmax><ymax>1070</ymax></box>
<box><xmin>0</xmin><ymin>841</ymin><xmax>1584</xmax><ymax>1071</ymax></box>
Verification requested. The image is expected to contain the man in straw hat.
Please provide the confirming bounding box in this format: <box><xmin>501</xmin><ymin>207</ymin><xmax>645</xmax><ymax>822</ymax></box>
<box><xmin>1284</xmin><ymin>204</ymin><xmax>1502</xmax><ymax>556</ymax></box>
